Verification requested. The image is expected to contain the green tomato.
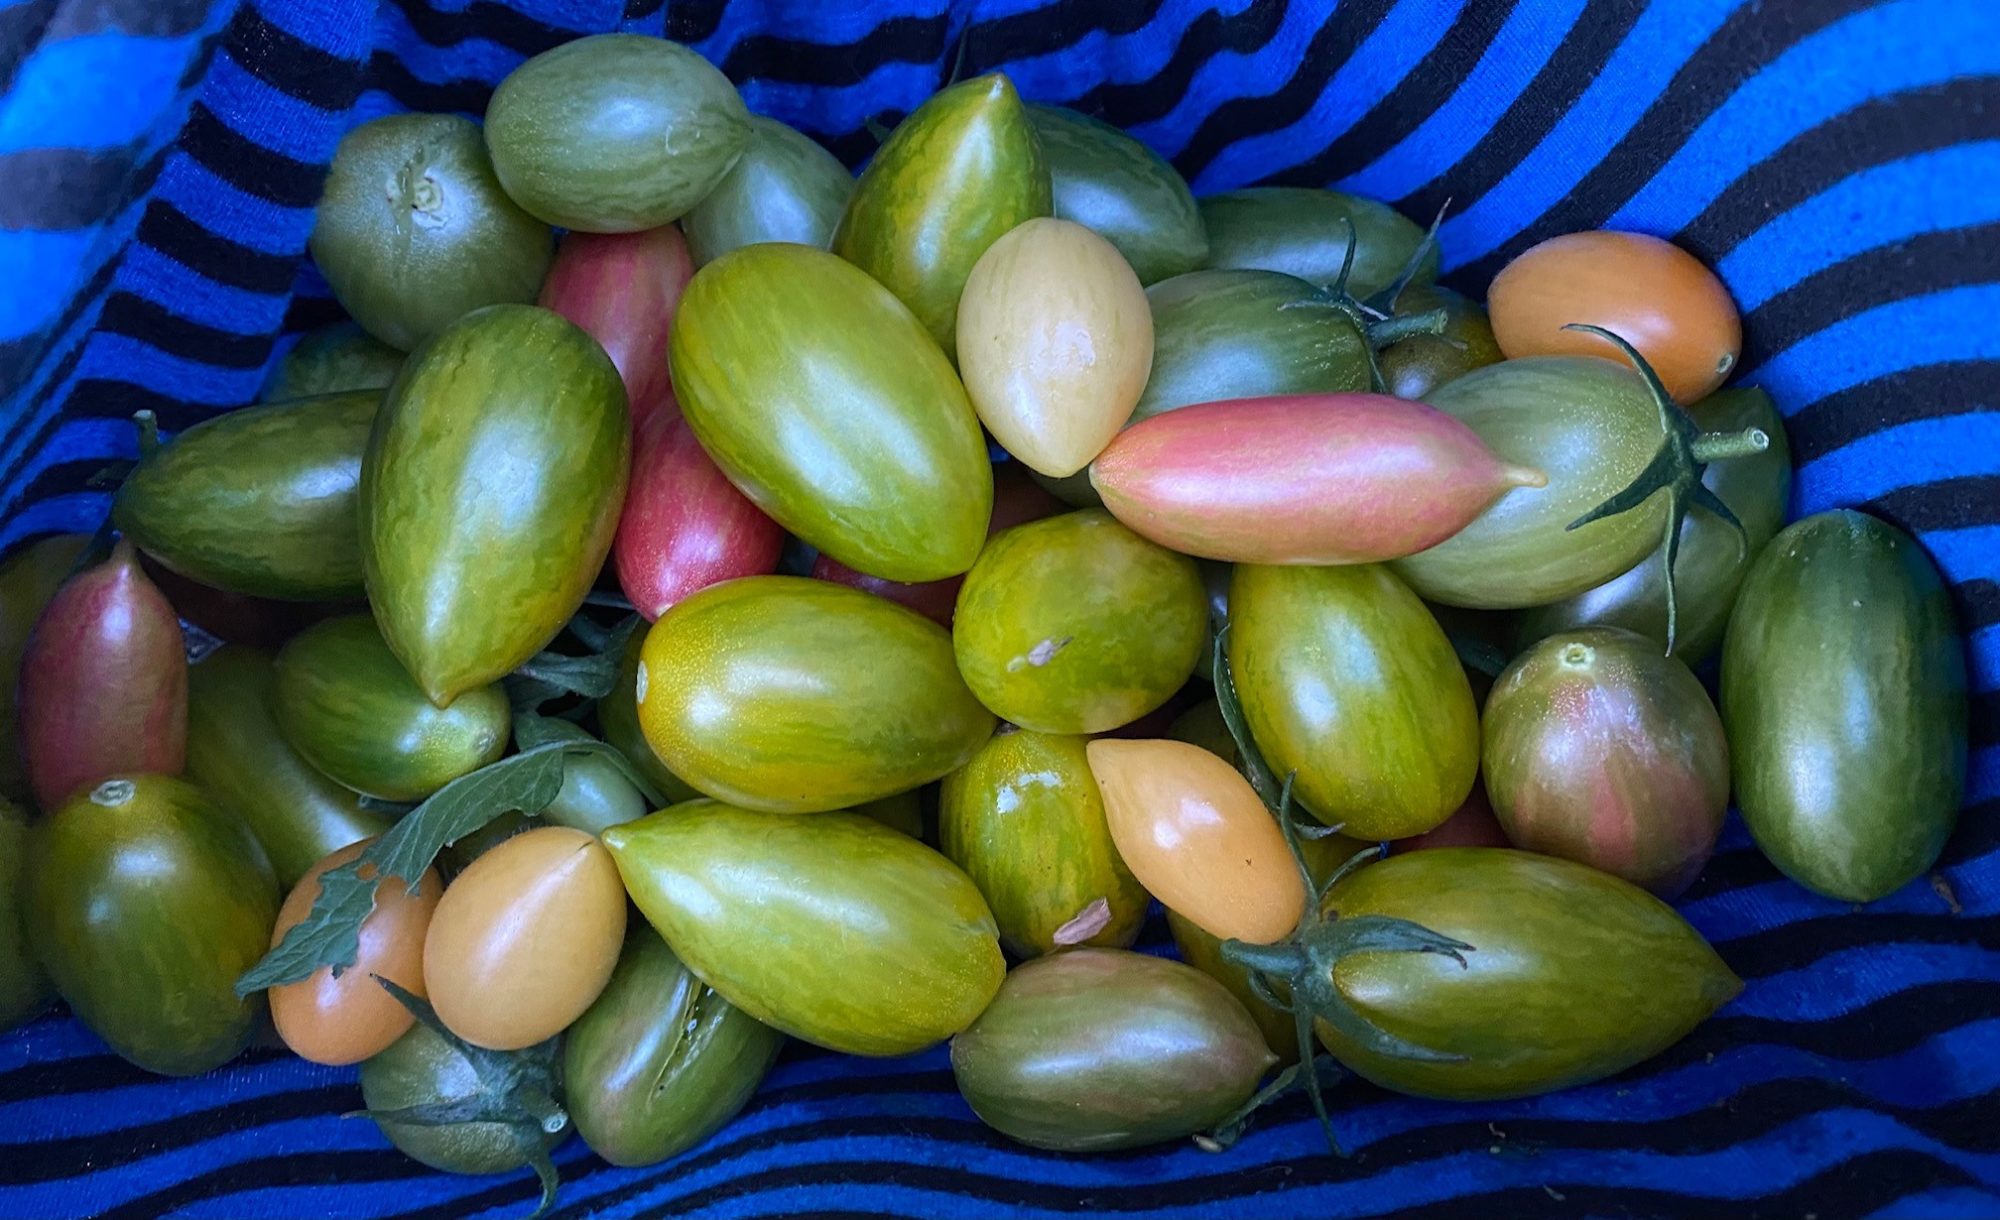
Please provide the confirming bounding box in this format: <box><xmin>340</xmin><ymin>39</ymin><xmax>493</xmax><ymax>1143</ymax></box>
<box><xmin>28</xmin><ymin>776</ymin><xmax>278</xmax><ymax>1075</ymax></box>
<box><xmin>939</xmin><ymin>729</ymin><xmax>1148</xmax><ymax>957</ymax></box>
<box><xmin>0</xmin><ymin>799</ymin><xmax>52</xmax><ymax>1029</ymax></box>
<box><xmin>310</xmin><ymin>113</ymin><xmax>552</xmax><ymax>351</ymax></box>
<box><xmin>597</xmin><ymin>627</ymin><xmax>701</xmax><ymax>806</ymax></box>
<box><xmin>1199</xmin><ymin>186</ymin><xmax>1436</xmax><ymax>300</ymax></box>
<box><xmin>1378</xmin><ymin>284</ymin><xmax>1502</xmax><ymax>401</ymax></box>
<box><xmin>683</xmin><ymin>115</ymin><xmax>853</xmax><ymax>265</ymax></box>
<box><xmin>263</xmin><ymin>322</ymin><xmax>403</xmax><ymax>401</ymax></box>
<box><xmin>603</xmin><ymin>801</ymin><xmax>1003</xmax><ymax>1057</ymax></box>
<box><xmin>359</xmin><ymin>1021</ymin><xmax>568</xmax><ymax>1176</ymax></box>
<box><xmin>1028</xmin><ymin>104</ymin><xmax>1205</xmax><ymax>285</ymax></box>
<box><xmin>274</xmin><ymin>615</ymin><xmax>509</xmax><ymax>803</ymax></box>
<box><xmin>953</xmin><ymin>510</ymin><xmax>1206</xmax><ymax>733</ymax></box>
<box><xmin>564</xmin><ymin>925</ymin><xmax>784</xmax><ymax>1167</ymax></box>
<box><xmin>485</xmin><ymin>34</ymin><xmax>749</xmax><ymax>233</ymax></box>
<box><xmin>1721</xmin><ymin>511</ymin><xmax>1966</xmax><ymax>902</ymax></box>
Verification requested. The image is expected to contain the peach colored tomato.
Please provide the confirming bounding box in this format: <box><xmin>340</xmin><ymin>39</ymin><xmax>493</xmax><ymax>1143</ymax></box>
<box><xmin>1086</xmin><ymin>738</ymin><xmax>1305</xmax><ymax>944</ymax></box>
<box><xmin>1488</xmin><ymin>230</ymin><xmax>1741</xmax><ymax>404</ymax></box>
<box><xmin>423</xmin><ymin>826</ymin><xmax>627</xmax><ymax>1050</ymax></box>
<box><xmin>270</xmin><ymin>840</ymin><xmax>442</xmax><ymax>1066</ymax></box>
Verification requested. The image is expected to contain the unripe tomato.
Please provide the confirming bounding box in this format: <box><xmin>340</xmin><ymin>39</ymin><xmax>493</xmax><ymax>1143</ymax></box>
<box><xmin>1086</xmin><ymin>739</ymin><xmax>1303</xmax><ymax>944</ymax></box>
<box><xmin>1487</xmin><ymin>230</ymin><xmax>1740</xmax><ymax>404</ymax></box>
<box><xmin>270</xmin><ymin>841</ymin><xmax>443</xmax><ymax>1066</ymax></box>
<box><xmin>423</xmin><ymin>826</ymin><xmax>626</xmax><ymax>1050</ymax></box>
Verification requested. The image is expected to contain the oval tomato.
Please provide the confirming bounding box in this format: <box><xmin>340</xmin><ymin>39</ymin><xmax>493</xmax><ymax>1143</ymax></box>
<box><xmin>615</xmin><ymin>407</ymin><xmax>784</xmax><ymax>621</ymax></box>
<box><xmin>536</xmin><ymin>226</ymin><xmax>694</xmax><ymax>421</ymax></box>
<box><xmin>263</xmin><ymin>322</ymin><xmax>402</xmax><ymax>401</ymax></box>
<box><xmin>598</xmin><ymin>627</ymin><xmax>701</xmax><ymax>806</ymax></box>
<box><xmin>1029</xmin><ymin>104</ymin><xmax>1206</xmax><ymax>285</ymax></box>
<box><xmin>1199</xmin><ymin>187</ymin><xmax>1437</xmax><ymax>300</ymax></box>
<box><xmin>360</xmin><ymin>1021</ymin><xmax>568</xmax><ymax>1175</ymax></box>
<box><xmin>1378</xmin><ymin>284</ymin><xmax>1501</xmax><ymax>400</ymax></box>
<box><xmin>684</xmin><ymin>115</ymin><xmax>853</xmax><ymax>265</ymax></box>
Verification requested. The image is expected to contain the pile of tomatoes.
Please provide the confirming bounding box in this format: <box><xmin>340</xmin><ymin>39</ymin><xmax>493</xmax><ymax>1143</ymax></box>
<box><xmin>0</xmin><ymin>31</ymin><xmax>1969</xmax><ymax>1213</ymax></box>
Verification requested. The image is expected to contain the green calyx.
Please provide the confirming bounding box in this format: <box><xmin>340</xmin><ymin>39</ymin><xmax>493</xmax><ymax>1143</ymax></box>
<box><xmin>356</xmin><ymin>978</ymin><xmax>568</xmax><ymax>1218</ymax></box>
<box><xmin>1561</xmin><ymin>322</ymin><xmax>1769</xmax><ymax>654</ymax></box>
<box><xmin>1278</xmin><ymin>203</ymin><xmax>1453</xmax><ymax>394</ymax></box>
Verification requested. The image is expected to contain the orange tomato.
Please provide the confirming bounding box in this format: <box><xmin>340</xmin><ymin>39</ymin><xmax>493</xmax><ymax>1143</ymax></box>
<box><xmin>1487</xmin><ymin>230</ymin><xmax>1741</xmax><ymax>404</ymax></box>
<box><xmin>1086</xmin><ymin>738</ymin><xmax>1304</xmax><ymax>944</ymax></box>
<box><xmin>422</xmin><ymin>825</ymin><xmax>627</xmax><ymax>1050</ymax></box>
<box><xmin>270</xmin><ymin>840</ymin><xmax>442</xmax><ymax>1066</ymax></box>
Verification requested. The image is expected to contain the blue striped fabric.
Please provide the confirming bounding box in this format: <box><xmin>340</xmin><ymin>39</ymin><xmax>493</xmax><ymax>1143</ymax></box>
<box><xmin>1</xmin><ymin>1</ymin><xmax>1996</xmax><ymax>1216</ymax></box>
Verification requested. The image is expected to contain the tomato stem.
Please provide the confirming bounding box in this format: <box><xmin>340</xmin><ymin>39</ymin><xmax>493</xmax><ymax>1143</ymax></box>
<box><xmin>131</xmin><ymin>410</ymin><xmax>160</xmax><ymax>458</ymax></box>
<box><xmin>1691</xmin><ymin>429</ymin><xmax>1770</xmax><ymax>463</ymax></box>
<box><xmin>1364</xmin><ymin>307</ymin><xmax>1449</xmax><ymax>347</ymax></box>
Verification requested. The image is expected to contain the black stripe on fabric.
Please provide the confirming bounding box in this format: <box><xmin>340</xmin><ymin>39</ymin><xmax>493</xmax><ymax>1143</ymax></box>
<box><xmin>0</xmin><ymin>0</ymin><xmax>56</xmax><ymax>93</ymax></box>
<box><xmin>94</xmin><ymin>292</ymin><xmax>273</xmax><ymax>370</ymax></box>
<box><xmin>14</xmin><ymin>458</ymin><xmax>128</xmax><ymax>515</ymax></box>
<box><xmin>1939</xmin><ymin>799</ymin><xmax>1999</xmax><ymax>871</ymax></box>
<box><xmin>1669</xmin><ymin>979</ymin><xmax>2000</xmax><ymax>1066</ymax></box>
<box><xmin>1865</xmin><ymin>474</ymin><xmax>2000</xmax><ymax>537</ymax></box>
<box><xmin>0</xmin><ymin>1084</ymin><xmax>362</xmax><ymax>1185</ymax></box>
<box><xmin>958</xmin><ymin>0</ymin><xmax>1158</xmax><ymax>78</ymax></box>
<box><xmin>179</xmin><ymin>101</ymin><xmax>325</xmax><ymax>209</ymax></box>
<box><xmin>1679</xmin><ymin>76</ymin><xmax>2000</xmax><ymax>260</ymax></box>
<box><xmin>219</xmin><ymin>1</ymin><xmax>367</xmax><ymax>112</ymax></box>
<box><xmin>1720</xmin><ymin>913</ymin><xmax>1999</xmax><ymax>981</ymax></box>
<box><xmin>1679</xmin><ymin>844</ymin><xmax>1781</xmax><ymax>903</ymax></box>
<box><xmin>1740</xmin><ymin>225</ymin><xmax>2000</xmax><ymax>376</ymax></box>
<box><xmin>1449</xmin><ymin>0</ymin><xmax>1862</xmax><ymax>287</ymax></box>
<box><xmin>718</xmin><ymin>16</ymin><xmax>949</xmax><ymax>88</ymax></box>
<box><xmin>666</xmin><ymin>0</ymin><xmax>729</xmax><ymax>45</ymax></box>
<box><xmin>362</xmin><ymin>51</ymin><xmax>495</xmax><ymax>118</ymax></box>
<box><xmin>383</xmin><ymin>0</ymin><xmax>594</xmax><ymax>56</ymax></box>
<box><xmin>1780</xmin><ymin>363</ymin><xmax>2000</xmax><ymax>470</ymax></box>
<box><xmin>135</xmin><ymin>200</ymin><xmax>300</xmax><ymax>296</ymax></box>
<box><xmin>1265</xmin><ymin>0</ymin><xmax>1517</xmax><ymax>188</ymax></box>
<box><xmin>1958</xmin><ymin>579</ymin><xmax>2000</xmax><ymax>632</ymax></box>
<box><xmin>175</xmin><ymin>20</ymin><xmax>224</xmax><ymax>90</ymax></box>
<box><xmin>624</xmin><ymin>0</ymin><xmax>666</xmax><ymax>20</ymax></box>
<box><xmin>282</xmin><ymin>293</ymin><xmax>349</xmax><ymax>335</ymax></box>
<box><xmin>47</xmin><ymin>0</ymin><xmax>212</xmax><ymax>40</ymax></box>
<box><xmin>1969</xmin><ymin>690</ymin><xmax>1999</xmax><ymax>750</ymax></box>
<box><xmin>1058</xmin><ymin>0</ymin><xmax>1291</xmax><ymax>138</ymax></box>
<box><xmin>1394</xmin><ymin>0</ymin><xmax>1636</xmax><ymax>239</ymax></box>
<box><xmin>92</xmin><ymin>1150</ymin><xmax>439</xmax><ymax>1220</ymax></box>
<box><xmin>54</xmin><ymin>378</ymin><xmax>218</xmax><ymax>434</ymax></box>
<box><xmin>0</xmin><ymin>146</ymin><xmax>142</xmax><ymax>230</ymax></box>
<box><xmin>1170</xmin><ymin>0</ymin><xmax>1392</xmax><ymax>184</ymax></box>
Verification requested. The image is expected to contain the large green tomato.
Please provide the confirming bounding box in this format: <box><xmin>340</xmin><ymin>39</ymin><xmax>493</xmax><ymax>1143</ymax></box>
<box><xmin>1199</xmin><ymin>187</ymin><xmax>1437</xmax><ymax>300</ymax></box>
<box><xmin>683</xmin><ymin>115</ymin><xmax>852</xmax><ymax>265</ymax></box>
<box><xmin>1028</xmin><ymin>103</ymin><xmax>1205</xmax><ymax>285</ymax></box>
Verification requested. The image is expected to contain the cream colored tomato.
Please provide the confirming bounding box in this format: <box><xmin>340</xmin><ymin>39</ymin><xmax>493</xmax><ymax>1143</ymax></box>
<box><xmin>1488</xmin><ymin>230</ymin><xmax>1741</xmax><ymax>404</ymax></box>
<box><xmin>956</xmin><ymin>217</ymin><xmax>1153</xmax><ymax>478</ymax></box>
<box><xmin>270</xmin><ymin>840</ymin><xmax>442</xmax><ymax>1066</ymax></box>
<box><xmin>1086</xmin><ymin>738</ymin><xmax>1304</xmax><ymax>944</ymax></box>
<box><xmin>422</xmin><ymin>825</ymin><xmax>627</xmax><ymax>1050</ymax></box>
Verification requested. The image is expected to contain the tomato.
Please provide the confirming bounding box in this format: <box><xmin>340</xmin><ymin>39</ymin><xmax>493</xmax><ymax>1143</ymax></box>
<box><xmin>437</xmin><ymin>810</ymin><xmax>540</xmax><ymax>879</ymax></box>
<box><xmin>671</xmin><ymin>243</ymin><xmax>993</xmax><ymax>582</ymax></box>
<box><xmin>1087</xmin><ymin>738</ymin><xmax>1303</xmax><ymax>943</ymax></box>
<box><xmin>28</xmin><ymin>776</ymin><xmax>278</xmax><ymax>1075</ymax></box>
<box><xmin>599</xmin><ymin>627</ymin><xmax>701</xmax><ymax>806</ymax></box>
<box><xmin>832</xmin><ymin>73</ymin><xmax>1050</xmax><ymax>359</ymax></box>
<box><xmin>604</xmin><ymin>801</ymin><xmax>1003</xmax><ymax>1056</ymax></box>
<box><xmin>1228</xmin><ymin>563</ymin><xmax>1477</xmax><ymax>839</ymax></box>
<box><xmin>1378</xmin><ymin>284</ymin><xmax>1501</xmax><ymax>400</ymax></box>
<box><xmin>954</xmin><ymin>510</ymin><xmax>1205</xmax><ymax>734</ymax></box>
<box><xmin>1234</xmin><ymin>848</ymin><xmax>1740</xmax><ymax>1100</ymax></box>
<box><xmin>186</xmin><ymin>645</ymin><xmax>391</xmax><ymax>888</ymax></box>
<box><xmin>1484</xmin><ymin>628</ymin><xmax>1728</xmax><ymax>897</ymax></box>
<box><xmin>1029</xmin><ymin>104</ymin><xmax>1206</xmax><ymax>285</ymax></box>
<box><xmin>616</xmin><ymin>408</ymin><xmax>785</xmax><ymax>621</ymax></box>
<box><xmin>359</xmin><ymin>1021</ymin><xmax>568</xmax><ymax>1176</ymax></box>
<box><xmin>0</xmin><ymin>533</ymin><xmax>88</xmax><ymax>802</ymax></box>
<box><xmin>1141</xmin><ymin>269</ymin><xmax>1372</xmax><ymax>419</ymax></box>
<box><xmin>957</xmin><ymin>218</ymin><xmax>1152</xmax><ymax>478</ymax></box>
<box><xmin>951</xmin><ymin>948</ymin><xmax>1274</xmax><ymax>1151</ymax></box>
<box><xmin>564</xmin><ymin>925</ymin><xmax>785</xmax><ymax>1167</ymax></box>
<box><xmin>310</xmin><ymin>113</ymin><xmax>551</xmax><ymax>351</ymax></box>
<box><xmin>1391</xmin><ymin>785</ymin><xmax>1510</xmax><ymax>854</ymax></box>
<box><xmin>263</xmin><ymin>322</ymin><xmax>403</xmax><ymax>402</ymax></box>
<box><xmin>115</xmin><ymin>390</ymin><xmax>377</xmax><ymax>601</ymax></box>
<box><xmin>1721</xmin><ymin>511</ymin><xmax>1966</xmax><ymax>902</ymax></box>
<box><xmin>1513</xmin><ymin>387</ymin><xmax>1792</xmax><ymax>665</ymax></box>
<box><xmin>18</xmin><ymin>539</ymin><xmax>185</xmax><ymax>812</ymax></box>
<box><xmin>0</xmin><ymin>800</ymin><xmax>51</xmax><ymax>1029</ymax></box>
<box><xmin>1092</xmin><ymin>394</ymin><xmax>1544</xmax><ymax>566</ymax></box>
<box><xmin>362</xmin><ymin>305</ymin><xmax>629</xmax><ymax>704</ymax></box>
<box><xmin>541</xmin><ymin>750</ymin><xmax>648</xmax><ymax>838</ymax></box>
<box><xmin>639</xmin><ymin>576</ymin><xmax>993</xmax><ymax>813</ymax></box>
<box><xmin>1199</xmin><ymin>187</ymin><xmax>1437</xmax><ymax>300</ymax></box>
<box><xmin>485</xmin><ymin>34</ymin><xmax>749</xmax><ymax>232</ymax></box>
<box><xmin>270</xmin><ymin>840</ymin><xmax>443</xmax><ymax>1065</ymax></box>
<box><xmin>424</xmin><ymin>826</ymin><xmax>627</xmax><ymax>1050</ymax></box>
<box><xmin>684</xmin><ymin>115</ymin><xmax>854</xmax><ymax>266</ymax></box>
<box><xmin>536</xmin><ymin>226</ymin><xmax>694</xmax><ymax>422</ymax></box>
<box><xmin>938</xmin><ymin>729</ymin><xmax>1149</xmax><ymax>957</ymax></box>
<box><xmin>856</xmin><ymin>787</ymin><xmax>926</xmax><ymax>839</ymax></box>
<box><xmin>274</xmin><ymin>615</ymin><xmax>508</xmax><ymax>802</ymax></box>
<box><xmin>1488</xmin><ymin>230</ymin><xmax>1740</xmax><ymax>404</ymax></box>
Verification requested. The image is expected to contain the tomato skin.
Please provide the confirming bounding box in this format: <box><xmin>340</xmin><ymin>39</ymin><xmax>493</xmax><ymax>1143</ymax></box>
<box><xmin>18</xmin><ymin>539</ymin><xmax>186</xmax><ymax>813</ymax></box>
<box><xmin>310</xmin><ymin>114</ymin><xmax>551</xmax><ymax>352</ymax></box>
<box><xmin>423</xmin><ymin>826</ymin><xmax>628</xmax><ymax>1051</ymax></box>
<box><xmin>951</xmin><ymin>948</ymin><xmax>1275</xmax><ymax>1152</ymax></box>
<box><xmin>639</xmin><ymin>576</ymin><xmax>993</xmax><ymax>813</ymax></box>
<box><xmin>1721</xmin><ymin>511</ymin><xmax>1966</xmax><ymax>902</ymax></box>
<box><xmin>1030</xmin><ymin>104</ymin><xmax>1205</xmax><ymax>285</ymax></box>
<box><xmin>485</xmin><ymin>34</ymin><xmax>749</xmax><ymax>233</ymax></box>
<box><xmin>274</xmin><ymin>615</ymin><xmax>509</xmax><ymax>803</ymax></box>
<box><xmin>1228</xmin><ymin>563</ymin><xmax>1478</xmax><ymax>839</ymax></box>
<box><xmin>1512</xmin><ymin>387</ymin><xmax>1792</xmax><ymax>665</ymax></box>
<box><xmin>1391</xmin><ymin>785</ymin><xmax>1510</xmax><ymax>854</ymax></box>
<box><xmin>939</xmin><ymin>729</ymin><xmax>1149</xmax><ymax>957</ymax></box>
<box><xmin>0</xmin><ymin>534</ymin><xmax>89</xmax><ymax>803</ymax></box>
<box><xmin>953</xmin><ymin>511</ymin><xmax>1206</xmax><ymax>734</ymax></box>
<box><xmin>599</xmin><ymin>628</ymin><xmax>701</xmax><ymax>806</ymax></box>
<box><xmin>0</xmin><ymin>800</ymin><xmax>52</xmax><ymax>1029</ymax></box>
<box><xmin>957</xmin><ymin>218</ymin><xmax>1153</xmax><ymax>479</ymax></box>
<box><xmin>28</xmin><ymin>776</ymin><xmax>278</xmax><ymax>1075</ymax></box>
<box><xmin>684</xmin><ymin>115</ymin><xmax>853</xmax><ymax>266</ymax></box>
<box><xmin>263</xmin><ymin>322</ymin><xmax>403</xmax><ymax>402</ymax></box>
<box><xmin>1318</xmin><ymin>849</ymin><xmax>1740</xmax><ymax>1100</ymax></box>
<box><xmin>537</xmin><ymin>226</ymin><xmax>695</xmax><ymax>423</ymax></box>
<box><xmin>360</xmin><ymin>1022</ymin><xmax>568</xmax><ymax>1175</ymax></box>
<box><xmin>1199</xmin><ymin>187</ymin><xmax>1437</xmax><ymax>300</ymax></box>
<box><xmin>1488</xmin><ymin>230</ymin><xmax>1740</xmax><ymax>405</ymax></box>
<box><xmin>564</xmin><ymin>925</ymin><xmax>785</xmax><ymax>1167</ymax></box>
<box><xmin>603</xmin><ymin>801</ymin><xmax>1004</xmax><ymax>1057</ymax></box>
<box><xmin>186</xmin><ymin>645</ymin><xmax>391</xmax><ymax>888</ymax></box>
<box><xmin>1088</xmin><ymin>738</ymin><xmax>1304</xmax><ymax>944</ymax></box>
<box><xmin>1378</xmin><ymin>284</ymin><xmax>1502</xmax><ymax>401</ymax></box>
<box><xmin>1483</xmin><ymin>628</ymin><xmax>1729</xmax><ymax>897</ymax></box>
<box><xmin>615</xmin><ymin>408</ymin><xmax>785</xmax><ymax>621</ymax></box>
<box><xmin>271</xmin><ymin>841</ymin><xmax>443</xmax><ymax>1066</ymax></box>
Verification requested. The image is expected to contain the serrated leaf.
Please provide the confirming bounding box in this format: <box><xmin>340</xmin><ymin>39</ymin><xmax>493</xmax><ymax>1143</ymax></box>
<box><xmin>234</xmin><ymin>860</ymin><xmax>379</xmax><ymax>995</ymax></box>
<box><xmin>369</xmin><ymin>744</ymin><xmax>575</xmax><ymax>884</ymax></box>
<box><xmin>509</xmin><ymin>648</ymin><xmax>620</xmax><ymax>700</ymax></box>
<box><xmin>515</xmin><ymin>712</ymin><xmax>668</xmax><ymax>809</ymax></box>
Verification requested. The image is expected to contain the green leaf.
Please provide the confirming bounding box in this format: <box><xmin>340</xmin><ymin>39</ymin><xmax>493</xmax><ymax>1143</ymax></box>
<box><xmin>1209</xmin><ymin>622</ymin><xmax>1285</xmax><ymax>811</ymax></box>
<box><xmin>356</xmin><ymin>795</ymin><xmax>416</xmax><ymax>818</ymax></box>
<box><xmin>233</xmin><ymin>860</ymin><xmax>379</xmax><ymax>995</ymax></box>
<box><xmin>506</xmin><ymin>615</ymin><xmax>639</xmax><ymax>703</ymax></box>
<box><xmin>505</xmin><ymin>673</ymin><xmax>571</xmax><ymax>713</ymax></box>
<box><xmin>515</xmin><ymin>711</ymin><xmax>668</xmax><ymax>809</ymax></box>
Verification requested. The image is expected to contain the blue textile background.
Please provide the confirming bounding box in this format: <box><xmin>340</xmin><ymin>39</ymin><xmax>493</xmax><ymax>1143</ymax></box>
<box><xmin>0</xmin><ymin>1</ymin><xmax>1996</xmax><ymax>1217</ymax></box>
